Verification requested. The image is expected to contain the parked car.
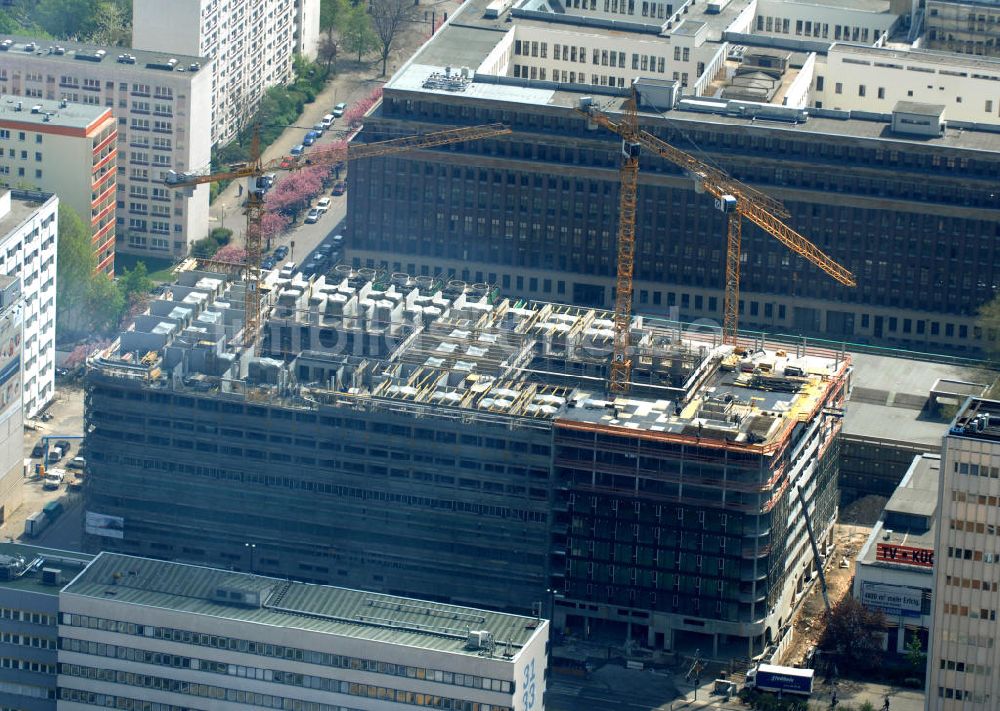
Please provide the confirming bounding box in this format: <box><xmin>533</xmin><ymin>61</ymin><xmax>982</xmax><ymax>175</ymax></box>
<box><xmin>31</xmin><ymin>441</ymin><xmax>45</xmax><ymax>458</ymax></box>
<box><xmin>68</xmin><ymin>456</ymin><xmax>86</xmax><ymax>470</ymax></box>
<box><xmin>312</xmin><ymin>122</ymin><xmax>326</xmax><ymax>134</ymax></box>
<box><xmin>274</xmin><ymin>245</ymin><xmax>289</xmax><ymax>260</ymax></box>
<box><xmin>303</xmin><ymin>131</ymin><xmax>320</xmax><ymax>146</ymax></box>
<box><xmin>290</xmin><ymin>144</ymin><xmax>305</xmax><ymax>156</ymax></box>
<box><xmin>301</xmin><ymin>261</ymin><xmax>317</xmax><ymax>275</ymax></box>
<box><xmin>316</xmin><ymin>243</ymin><xmax>332</xmax><ymax>257</ymax></box>
<box><xmin>332</xmin><ymin>102</ymin><xmax>347</xmax><ymax>118</ymax></box>
<box><xmin>332</xmin><ymin>181</ymin><xmax>346</xmax><ymax>196</ymax></box>
<box><xmin>261</xmin><ymin>256</ymin><xmax>277</xmax><ymax>270</ymax></box>
<box><xmin>279</xmin><ymin>156</ymin><xmax>293</xmax><ymax>169</ymax></box>
<box><xmin>47</xmin><ymin>446</ymin><xmax>64</xmax><ymax>464</ymax></box>
<box><xmin>331</xmin><ymin>234</ymin><xmax>344</xmax><ymax>247</ymax></box>
<box><xmin>55</xmin><ymin>439</ymin><xmax>72</xmax><ymax>454</ymax></box>
<box><xmin>315</xmin><ymin>197</ymin><xmax>332</xmax><ymax>213</ymax></box>
<box><xmin>305</xmin><ymin>208</ymin><xmax>321</xmax><ymax>224</ymax></box>
<box><xmin>55</xmin><ymin>367</ymin><xmax>69</xmax><ymax>377</ymax></box>
<box><xmin>42</xmin><ymin>474</ymin><xmax>62</xmax><ymax>491</ymax></box>
<box><xmin>321</xmin><ymin>113</ymin><xmax>336</xmax><ymax>128</ymax></box>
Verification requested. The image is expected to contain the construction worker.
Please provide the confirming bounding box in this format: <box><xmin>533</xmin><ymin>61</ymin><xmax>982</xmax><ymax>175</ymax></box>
<box><xmin>830</xmin><ymin>690</ymin><xmax>838</xmax><ymax>708</ymax></box>
<box><xmin>883</xmin><ymin>695</ymin><xmax>890</xmax><ymax>711</ymax></box>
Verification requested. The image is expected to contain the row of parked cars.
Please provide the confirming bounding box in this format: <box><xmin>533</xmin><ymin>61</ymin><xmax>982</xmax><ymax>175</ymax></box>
<box><xmin>300</xmin><ymin>235</ymin><xmax>344</xmax><ymax>277</ymax></box>
<box><xmin>292</xmin><ymin>102</ymin><xmax>348</xmax><ymax>156</ymax></box>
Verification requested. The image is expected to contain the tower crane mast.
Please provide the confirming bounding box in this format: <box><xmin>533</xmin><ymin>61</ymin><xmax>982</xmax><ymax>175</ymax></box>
<box><xmin>577</xmin><ymin>93</ymin><xmax>855</xmax><ymax>386</ymax></box>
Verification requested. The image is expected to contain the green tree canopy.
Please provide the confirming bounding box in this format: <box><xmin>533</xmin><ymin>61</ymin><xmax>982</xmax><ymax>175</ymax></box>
<box><xmin>56</xmin><ymin>205</ymin><xmax>123</xmax><ymax>340</ymax></box>
<box><xmin>343</xmin><ymin>5</ymin><xmax>377</xmax><ymax>62</ymax></box>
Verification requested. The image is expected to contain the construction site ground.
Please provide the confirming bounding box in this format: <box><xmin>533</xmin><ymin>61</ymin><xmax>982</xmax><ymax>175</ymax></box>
<box><xmin>782</xmin><ymin>523</ymin><xmax>873</xmax><ymax>669</ymax></box>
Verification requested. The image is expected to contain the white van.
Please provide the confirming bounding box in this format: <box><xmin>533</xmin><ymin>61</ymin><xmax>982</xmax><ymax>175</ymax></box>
<box><xmin>320</xmin><ymin>114</ymin><xmax>335</xmax><ymax>129</ymax></box>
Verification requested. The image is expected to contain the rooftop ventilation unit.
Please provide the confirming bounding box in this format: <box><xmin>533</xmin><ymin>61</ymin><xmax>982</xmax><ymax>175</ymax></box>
<box><xmin>23</xmin><ymin>42</ymin><xmax>37</xmax><ymax>52</ymax></box>
<box><xmin>0</xmin><ymin>555</ymin><xmax>28</xmax><ymax>581</ymax></box>
<box><xmin>0</xmin><ymin>40</ymin><xmax>13</xmax><ymax>51</ymax></box>
<box><xmin>51</xmin><ymin>46</ymin><xmax>66</xmax><ymax>55</ymax></box>
<box><xmin>30</xmin><ymin>105</ymin><xmax>43</xmax><ymax>114</ymax></box>
<box><xmin>75</xmin><ymin>49</ymin><xmax>107</xmax><ymax>62</ymax></box>
<box><xmin>189</xmin><ymin>62</ymin><xmax>201</xmax><ymax>71</ymax></box>
<box><xmin>117</xmin><ymin>54</ymin><xmax>137</xmax><ymax>64</ymax></box>
<box><xmin>210</xmin><ymin>585</ymin><xmax>265</xmax><ymax>608</ymax></box>
<box><xmin>147</xmin><ymin>58</ymin><xmax>179</xmax><ymax>71</ymax></box>
<box><xmin>41</xmin><ymin>567</ymin><xmax>62</xmax><ymax>586</ymax></box>
<box><xmin>466</xmin><ymin>629</ymin><xmax>493</xmax><ymax>650</ymax></box>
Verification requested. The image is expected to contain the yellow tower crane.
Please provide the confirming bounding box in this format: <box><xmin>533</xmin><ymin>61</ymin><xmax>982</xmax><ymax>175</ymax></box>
<box><xmin>166</xmin><ymin>123</ymin><xmax>512</xmax><ymax>348</ymax></box>
<box><xmin>578</xmin><ymin>92</ymin><xmax>856</xmax><ymax>392</ymax></box>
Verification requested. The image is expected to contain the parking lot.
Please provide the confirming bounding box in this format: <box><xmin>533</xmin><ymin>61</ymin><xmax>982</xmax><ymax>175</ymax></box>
<box><xmin>1</xmin><ymin>383</ymin><xmax>85</xmax><ymax>550</ymax></box>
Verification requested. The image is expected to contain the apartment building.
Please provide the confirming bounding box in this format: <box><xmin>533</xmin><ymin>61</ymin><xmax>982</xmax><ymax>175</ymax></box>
<box><xmin>925</xmin><ymin>0</ymin><xmax>1000</xmax><ymax>57</ymax></box>
<box><xmin>133</xmin><ymin>0</ymin><xmax>320</xmax><ymax>146</ymax></box>
<box><xmin>84</xmin><ymin>265</ymin><xmax>847</xmax><ymax>655</ymax></box>
<box><xmin>0</xmin><ymin>189</ymin><xmax>57</xmax><ymax>420</ymax></box>
<box><xmin>0</xmin><ymin>97</ymin><xmax>116</xmax><ymax>274</ymax></box>
<box><xmin>0</xmin><ymin>543</ymin><xmax>91</xmax><ymax>711</ymax></box>
<box><xmin>0</xmin><ymin>277</ymin><xmax>23</xmax><ymax>526</ymax></box>
<box><xmin>0</xmin><ymin>36</ymin><xmax>212</xmax><ymax>261</ymax></box>
<box><xmin>927</xmin><ymin>398</ymin><xmax>1000</xmax><ymax>710</ymax></box>
<box><xmin>854</xmin><ymin>453</ymin><xmax>937</xmax><ymax>658</ymax></box>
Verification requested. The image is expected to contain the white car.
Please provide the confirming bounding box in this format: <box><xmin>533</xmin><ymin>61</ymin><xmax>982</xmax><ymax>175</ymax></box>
<box><xmin>316</xmin><ymin>197</ymin><xmax>332</xmax><ymax>212</ymax></box>
<box><xmin>332</xmin><ymin>102</ymin><xmax>347</xmax><ymax>118</ymax></box>
<box><xmin>305</xmin><ymin>208</ymin><xmax>321</xmax><ymax>224</ymax></box>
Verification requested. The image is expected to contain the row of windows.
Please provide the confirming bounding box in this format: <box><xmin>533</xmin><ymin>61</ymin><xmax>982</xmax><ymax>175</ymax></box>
<box><xmin>59</xmin><ymin>688</ymin><xmax>361</xmax><ymax>711</ymax></box>
<box><xmin>0</xmin><ymin>631</ymin><xmax>55</xmax><ymax>649</ymax></box>
<box><xmin>937</xmin><ymin>686</ymin><xmax>989</xmax><ymax>703</ymax></box>
<box><xmin>59</xmin><ymin>665</ymin><xmax>513</xmax><ymax>711</ymax></box>
<box><xmin>946</xmin><ymin>546</ymin><xmax>1000</xmax><ymax>562</ymax></box>
<box><xmin>955</xmin><ymin>462</ymin><xmax>1000</xmax><ymax>478</ymax></box>
<box><xmin>944</xmin><ymin>574</ymin><xmax>1000</xmax><ymax>592</ymax></box>
<box><xmin>0</xmin><ymin>657</ymin><xmax>56</xmax><ymax>674</ymax></box>
<box><xmin>948</xmin><ymin>520</ymin><xmax>1000</xmax><ymax>538</ymax></box>
<box><xmin>938</xmin><ymin>658</ymin><xmax>993</xmax><ymax>676</ymax></box>
<box><xmin>951</xmin><ymin>490</ymin><xmax>1000</xmax><ymax>506</ymax></box>
<box><xmin>60</xmin><ymin>638</ymin><xmax>515</xmax><ymax>702</ymax></box>
<box><xmin>62</xmin><ymin>615</ymin><xmax>513</xmax><ymax>693</ymax></box>
<box><xmin>0</xmin><ymin>607</ymin><xmax>54</xmax><ymax>625</ymax></box>
<box><xmin>942</xmin><ymin>603</ymin><xmax>996</xmax><ymax>620</ymax></box>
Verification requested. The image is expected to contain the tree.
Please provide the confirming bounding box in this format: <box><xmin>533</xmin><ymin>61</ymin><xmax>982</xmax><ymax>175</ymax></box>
<box><xmin>318</xmin><ymin>35</ymin><xmax>339</xmax><ymax>74</ymax></box>
<box><xmin>214</xmin><ymin>245</ymin><xmax>248</xmax><ymax>264</ymax></box>
<box><xmin>369</xmin><ymin>0</ymin><xmax>415</xmax><ymax>76</ymax></box>
<box><xmin>904</xmin><ymin>632</ymin><xmax>926</xmax><ymax>673</ymax></box>
<box><xmin>342</xmin><ymin>5</ymin><xmax>377</xmax><ymax>62</ymax></box>
<box><xmin>56</xmin><ymin>205</ymin><xmax>123</xmax><ymax>339</ymax></box>
<box><xmin>821</xmin><ymin>597</ymin><xmax>888</xmax><ymax>671</ymax></box>
<box><xmin>117</xmin><ymin>262</ymin><xmax>154</xmax><ymax>303</ymax></box>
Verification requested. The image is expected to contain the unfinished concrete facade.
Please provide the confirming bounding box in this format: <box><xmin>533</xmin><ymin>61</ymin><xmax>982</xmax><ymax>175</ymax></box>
<box><xmin>84</xmin><ymin>264</ymin><xmax>848</xmax><ymax>653</ymax></box>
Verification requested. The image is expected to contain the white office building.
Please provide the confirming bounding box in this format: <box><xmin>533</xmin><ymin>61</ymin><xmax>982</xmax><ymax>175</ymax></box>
<box><xmin>0</xmin><ymin>36</ymin><xmax>212</xmax><ymax>260</ymax></box>
<box><xmin>57</xmin><ymin>552</ymin><xmax>548</xmax><ymax>711</ymax></box>
<box><xmin>927</xmin><ymin>398</ymin><xmax>1000</xmax><ymax>710</ymax></box>
<box><xmin>133</xmin><ymin>0</ymin><xmax>321</xmax><ymax>147</ymax></box>
<box><xmin>0</xmin><ymin>189</ymin><xmax>57</xmax><ymax>419</ymax></box>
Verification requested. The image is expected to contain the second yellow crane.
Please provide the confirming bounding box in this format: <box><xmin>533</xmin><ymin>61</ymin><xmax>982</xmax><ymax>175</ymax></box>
<box><xmin>578</xmin><ymin>91</ymin><xmax>856</xmax><ymax>392</ymax></box>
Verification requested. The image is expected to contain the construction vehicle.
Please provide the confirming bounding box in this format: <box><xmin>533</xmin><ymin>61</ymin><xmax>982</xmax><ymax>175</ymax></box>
<box><xmin>165</xmin><ymin>123</ymin><xmax>512</xmax><ymax>348</ymax></box>
<box><xmin>577</xmin><ymin>90</ymin><xmax>856</xmax><ymax>389</ymax></box>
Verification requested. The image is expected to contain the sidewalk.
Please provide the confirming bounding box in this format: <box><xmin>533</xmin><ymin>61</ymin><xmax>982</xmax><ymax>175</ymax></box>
<box><xmin>209</xmin><ymin>9</ymin><xmax>456</xmax><ymax>245</ymax></box>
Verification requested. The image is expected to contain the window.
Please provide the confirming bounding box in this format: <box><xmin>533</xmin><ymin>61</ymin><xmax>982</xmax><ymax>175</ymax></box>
<box><xmin>877</xmin><ymin>87</ymin><xmax>885</xmax><ymax>99</ymax></box>
<box><xmin>835</xmin><ymin>82</ymin><xmax>843</xmax><ymax>94</ymax></box>
<box><xmin>858</xmin><ymin>85</ymin><xmax>866</xmax><ymax>97</ymax></box>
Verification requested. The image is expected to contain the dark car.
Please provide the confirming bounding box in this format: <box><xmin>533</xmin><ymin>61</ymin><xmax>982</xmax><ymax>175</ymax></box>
<box><xmin>55</xmin><ymin>440</ymin><xmax>72</xmax><ymax>454</ymax></box>
<box><xmin>31</xmin><ymin>441</ymin><xmax>45</xmax><ymax>458</ymax></box>
<box><xmin>274</xmin><ymin>245</ymin><xmax>289</xmax><ymax>260</ymax></box>
<box><xmin>332</xmin><ymin>181</ymin><xmax>346</xmax><ymax>196</ymax></box>
<box><xmin>261</xmin><ymin>257</ymin><xmax>277</xmax><ymax>270</ymax></box>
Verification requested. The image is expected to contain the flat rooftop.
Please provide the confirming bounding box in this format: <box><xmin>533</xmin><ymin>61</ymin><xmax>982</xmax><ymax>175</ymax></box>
<box><xmin>858</xmin><ymin>453</ymin><xmax>939</xmax><ymax>568</ymax></box>
<box><xmin>0</xmin><ymin>190</ymin><xmax>53</xmax><ymax>239</ymax></box>
<box><xmin>383</xmin><ymin>0</ymin><xmax>1000</xmax><ymax>152</ymax></box>
<box><xmin>0</xmin><ymin>542</ymin><xmax>93</xmax><ymax>597</ymax></box>
<box><xmin>841</xmin><ymin>352</ymin><xmax>990</xmax><ymax>447</ymax></box>
<box><xmin>0</xmin><ymin>35</ymin><xmax>209</xmax><ymax>76</ymax></box>
<box><xmin>64</xmin><ymin>552</ymin><xmax>545</xmax><ymax>658</ymax></box>
<box><xmin>0</xmin><ymin>95</ymin><xmax>110</xmax><ymax>130</ymax></box>
<box><xmin>89</xmin><ymin>266</ymin><xmax>848</xmax><ymax>450</ymax></box>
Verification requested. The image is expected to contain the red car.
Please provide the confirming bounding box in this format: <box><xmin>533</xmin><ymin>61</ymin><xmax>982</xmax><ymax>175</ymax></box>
<box><xmin>332</xmin><ymin>181</ymin><xmax>346</xmax><ymax>196</ymax></box>
<box><xmin>279</xmin><ymin>157</ymin><xmax>293</xmax><ymax>170</ymax></box>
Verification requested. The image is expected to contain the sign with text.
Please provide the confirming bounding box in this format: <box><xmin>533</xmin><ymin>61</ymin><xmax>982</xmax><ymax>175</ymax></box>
<box><xmin>861</xmin><ymin>582</ymin><xmax>924</xmax><ymax>618</ymax></box>
<box><xmin>876</xmin><ymin>543</ymin><xmax>934</xmax><ymax>568</ymax></box>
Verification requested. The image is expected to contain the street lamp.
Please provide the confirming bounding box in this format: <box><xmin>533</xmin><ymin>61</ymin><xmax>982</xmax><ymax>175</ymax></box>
<box><xmin>245</xmin><ymin>543</ymin><xmax>257</xmax><ymax>574</ymax></box>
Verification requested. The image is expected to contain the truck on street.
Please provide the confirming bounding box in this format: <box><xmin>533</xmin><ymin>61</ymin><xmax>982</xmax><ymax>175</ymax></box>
<box><xmin>744</xmin><ymin>664</ymin><xmax>814</xmax><ymax>697</ymax></box>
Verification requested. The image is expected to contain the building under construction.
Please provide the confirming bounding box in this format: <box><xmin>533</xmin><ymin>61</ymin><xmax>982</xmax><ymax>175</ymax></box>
<box><xmin>84</xmin><ymin>264</ymin><xmax>848</xmax><ymax>655</ymax></box>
